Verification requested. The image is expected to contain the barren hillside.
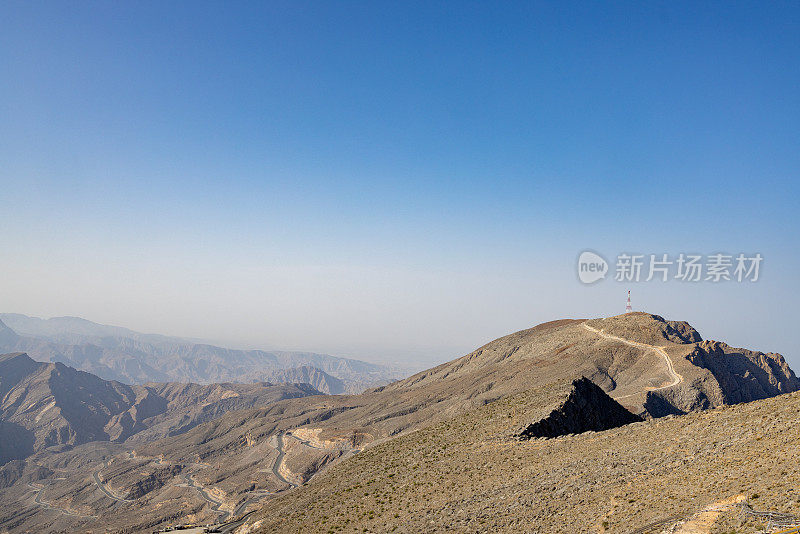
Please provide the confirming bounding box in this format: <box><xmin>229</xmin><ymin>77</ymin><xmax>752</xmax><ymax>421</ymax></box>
<box><xmin>0</xmin><ymin>352</ymin><xmax>320</xmax><ymax>462</ymax></box>
<box><xmin>244</xmin><ymin>384</ymin><xmax>800</xmax><ymax>534</ymax></box>
<box><xmin>1</xmin><ymin>313</ymin><xmax>797</xmax><ymax>533</ymax></box>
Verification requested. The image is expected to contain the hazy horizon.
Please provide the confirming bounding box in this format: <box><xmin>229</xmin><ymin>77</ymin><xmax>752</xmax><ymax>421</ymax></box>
<box><xmin>2</xmin><ymin>3</ymin><xmax>798</xmax><ymax>370</ymax></box>
<box><xmin>1</xmin><ymin>301</ymin><xmax>795</xmax><ymax>372</ymax></box>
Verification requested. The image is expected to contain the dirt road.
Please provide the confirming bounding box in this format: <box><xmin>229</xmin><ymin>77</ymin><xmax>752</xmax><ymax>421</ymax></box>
<box><xmin>582</xmin><ymin>322</ymin><xmax>683</xmax><ymax>399</ymax></box>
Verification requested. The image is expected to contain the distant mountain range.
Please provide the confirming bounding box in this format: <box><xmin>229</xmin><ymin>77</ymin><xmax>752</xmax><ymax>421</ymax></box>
<box><xmin>0</xmin><ymin>314</ymin><xmax>406</xmax><ymax>393</ymax></box>
<box><xmin>2</xmin><ymin>312</ymin><xmax>797</xmax><ymax>533</ymax></box>
<box><xmin>0</xmin><ymin>351</ymin><xmax>321</xmax><ymax>464</ymax></box>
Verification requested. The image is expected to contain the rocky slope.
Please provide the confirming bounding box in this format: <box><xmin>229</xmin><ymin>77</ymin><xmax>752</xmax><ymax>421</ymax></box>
<box><xmin>267</xmin><ymin>365</ymin><xmax>346</xmax><ymax>395</ymax></box>
<box><xmin>243</xmin><ymin>386</ymin><xmax>800</xmax><ymax>534</ymax></box>
<box><xmin>1</xmin><ymin>312</ymin><xmax>797</xmax><ymax>533</ymax></box>
<box><xmin>0</xmin><ymin>320</ymin><xmax>19</xmax><ymax>346</ymax></box>
<box><xmin>584</xmin><ymin>313</ymin><xmax>799</xmax><ymax>416</ymax></box>
<box><xmin>0</xmin><ymin>352</ymin><xmax>320</xmax><ymax>462</ymax></box>
<box><xmin>515</xmin><ymin>377</ymin><xmax>642</xmax><ymax>439</ymax></box>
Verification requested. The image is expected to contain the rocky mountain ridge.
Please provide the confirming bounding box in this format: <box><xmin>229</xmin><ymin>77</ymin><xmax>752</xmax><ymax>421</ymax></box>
<box><xmin>0</xmin><ymin>352</ymin><xmax>321</xmax><ymax>464</ymax></box>
<box><xmin>515</xmin><ymin>377</ymin><xmax>643</xmax><ymax>439</ymax></box>
<box><xmin>1</xmin><ymin>313</ymin><xmax>797</xmax><ymax>533</ymax></box>
<box><xmin>0</xmin><ymin>314</ymin><xmax>405</xmax><ymax>392</ymax></box>
<box><xmin>267</xmin><ymin>365</ymin><xmax>345</xmax><ymax>395</ymax></box>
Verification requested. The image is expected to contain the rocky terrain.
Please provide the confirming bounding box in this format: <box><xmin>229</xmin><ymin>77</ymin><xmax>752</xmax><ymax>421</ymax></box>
<box><xmin>515</xmin><ymin>377</ymin><xmax>642</xmax><ymax>439</ymax></box>
<box><xmin>583</xmin><ymin>314</ymin><xmax>798</xmax><ymax>416</ymax></box>
<box><xmin>0</xmin><ymin>312</ymin><xmax>797</xmax><ymax>533</ymax></box>
<box><xmin>267</xmin><ymin>365</ymin><xmax>345</xmax><ymax>395</ymax></box>
<box><xmin>0</xmin><ymin>352</ymin><xmax>321</xmax><ymax>463</ymax></box>
<box><xmin>243</xmin><ymin>384</ymin><xmax>800</xmax><ymax>534</ymax></box>
<box><xmin>0</xmin><ymin>314</ymin><xmax>405</xmax><ymax>392</ymax></box>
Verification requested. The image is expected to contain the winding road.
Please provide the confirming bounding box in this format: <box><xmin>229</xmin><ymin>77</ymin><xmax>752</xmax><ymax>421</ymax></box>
<box><xmin>92</xmin><ymin>460</ymin><xmax>132</xmax><ymax>503</ymax></box>
<box><xmin>184</xmin><ymin>473</ymin><xmax>231</xmax><ymax>523</ymax></box>
<box><xmin>218</xmin><ymin>510</ymin><xmax>256</xmax><ymax>533</ymax></box>
<box><xmin>272</xmin><ymin>433</ymin><xmax>299</xmax><ymax>488</ymax></box>
<box><xmin>28</xmin><ymin>482</ymin><xmax>96</xmax><ymax>518</ymax></box>
<box><xmin>582</xmin><ymin>323</ymin><xmax>683</xmax><ymax>399</ymax></box>
<box><xmin>169</xmin><ymin>432</ymin><xmax>343</xmax><ymax>531</ymax></box>
<box><xmin>192</xmin><ymin>434</ymin><xmax>302</xmax><ymax>532</ymax></box>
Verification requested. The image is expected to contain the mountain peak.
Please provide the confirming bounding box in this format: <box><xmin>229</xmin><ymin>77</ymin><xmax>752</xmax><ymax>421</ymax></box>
<box><xmin>0</xmin><ymin>319</ymin><xmax>19</xmax><ymax>345</ymax></box>
<box><xmin>0</xmin><ymin>352</ymin><xmax>34</xmax><ymax>366</ymax></box>
<box><xmin>269</xmin><ymin>365</ymin><xmax>345</xmax><ymax>394</ymax></box>
<box><xmin>586</xmin><ymin>312</ymin><xmax>703</xmax><ymax>345</ymax></box>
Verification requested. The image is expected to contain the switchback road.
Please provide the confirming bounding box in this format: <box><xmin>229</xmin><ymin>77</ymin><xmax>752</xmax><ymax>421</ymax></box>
<box><xmin>28</xmin><ymin>482</ymin><xmax>96</xmax><ymax>518</ymax></box>
<box><xmin>93</xmin><ymin>460</ymin><xmax>132</xmax><ymax>503</ymax></box>
<box><xmin>272</xmin><ymin>433</ymin><xmax>298</xmax><ymax>488</ymax></box>
<box><xmin>185</xmin><ymin>473</ymin><xmax>230</xmax><ymax>523</ymax></box>
<box><xmin>582</xmin><ymin>322</ymin><xmax>683</xmax><ymax>400</ymax></box>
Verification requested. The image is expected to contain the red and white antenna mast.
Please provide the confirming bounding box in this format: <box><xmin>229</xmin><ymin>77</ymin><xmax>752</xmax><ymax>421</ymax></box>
<box><xmin>625</xmin><ymin>290</ymin><xmax>632</xmax><ymax>313</ymax></box>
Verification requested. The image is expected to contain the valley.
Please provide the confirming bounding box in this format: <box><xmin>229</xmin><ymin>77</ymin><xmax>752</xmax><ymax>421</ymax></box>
<box><xmin>5</xmin><ymin>6</ymin><xmax>795</xmax><ymax>534</ymax></box>
<box><xmin>0</xmin><ymin>312</ymin><xmax>798</xmax><ymax>533</ymax></box>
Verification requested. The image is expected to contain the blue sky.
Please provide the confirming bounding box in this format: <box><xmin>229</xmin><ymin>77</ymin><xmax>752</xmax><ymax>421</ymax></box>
<box><xmin>1</xmin><ymin>2</ymin><xmax>798</xmax><ymax>368</ymax></box>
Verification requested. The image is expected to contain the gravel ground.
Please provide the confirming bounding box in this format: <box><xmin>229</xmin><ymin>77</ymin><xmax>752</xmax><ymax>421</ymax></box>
<box><xmin>245</xmin><ymin>385</ymin><xmax>800</xmax><ymax>534</ymax></box>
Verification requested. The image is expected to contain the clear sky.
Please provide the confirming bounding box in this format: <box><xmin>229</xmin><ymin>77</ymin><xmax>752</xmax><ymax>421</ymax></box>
<box><xmin>1</xmin><ymin>2</ymin><xmax>798</xmax><ymax>369</ymax></box>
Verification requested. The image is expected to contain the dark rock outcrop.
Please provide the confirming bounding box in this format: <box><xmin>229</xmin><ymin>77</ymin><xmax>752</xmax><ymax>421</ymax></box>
<box><xmin>516</xmin><ymin>377</ymin><xmax>642</xmax><ymax>439</ymax></box>
<box><xmin>686</xmin><ymin>340</ymin><xmax>800</xmax><ymax>403</ymax></box>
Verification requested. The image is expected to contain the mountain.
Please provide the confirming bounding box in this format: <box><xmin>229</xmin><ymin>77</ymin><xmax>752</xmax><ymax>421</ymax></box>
<box><xmin>379</xmin><ymin>313</ymin><xmax>797</xmax><ymax>418</ymax></box>
<box><xmin>0</xmin><ymin>313</ymin><xmax>189</xmax><ymax>346</ymax></box>
<box><xmin>246</xmin><ymin>385</ymin><xmax>800</xmax><ymax>534</ymax></box>
<box><xmin>0</xmin><ymin>313</ymin><xmax>797</xmax><ymax>533</ymax></box>
<box><xmin>0</xmin><ymin>314</ymin><xmax>406</xmax><ymax>392</ymax></box>
<box><xmin>267</xmin><ymin>366</ymin><xmax>345</xmax><ymax>394</ymax></box>
<box><xmin>0</xmin><ymin>352</ymin><xmax>321</xmax><ymax>464</ymax></box>
<box><xmin>0</xmin><ymin>321</ymin><xmax>19</xmax><ymax>346</ymax></box>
